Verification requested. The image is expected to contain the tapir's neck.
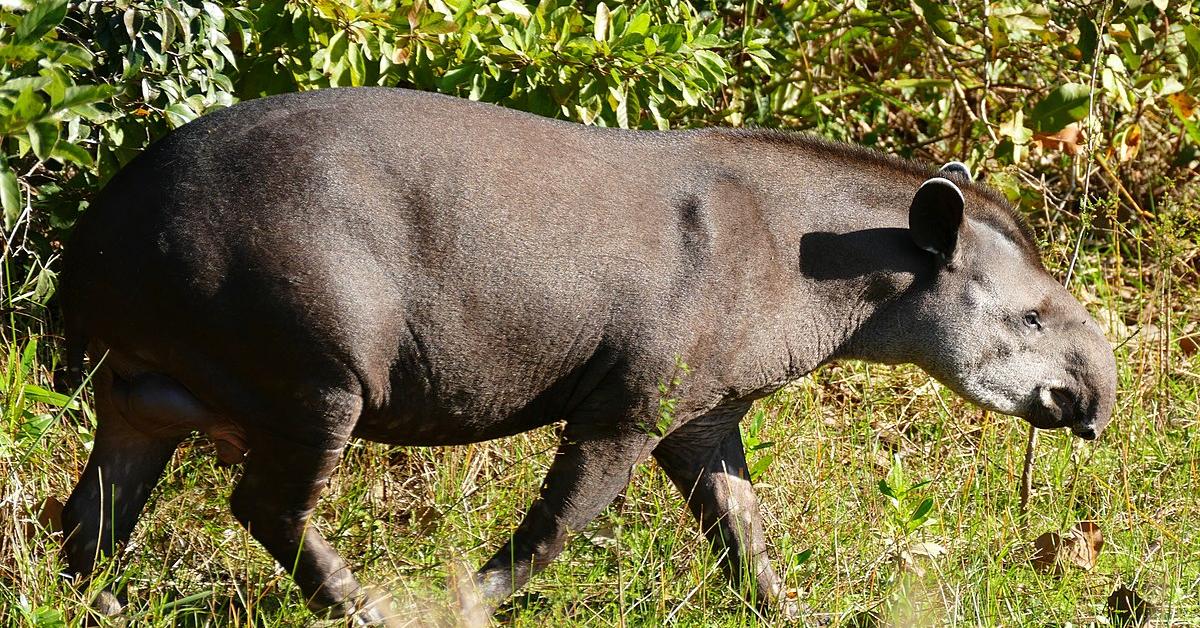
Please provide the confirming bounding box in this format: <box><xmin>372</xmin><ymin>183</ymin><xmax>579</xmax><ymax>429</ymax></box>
<box><xmin>698</xmin><ymin>138</ymin><xmax>933</xmax><ymax>399</ymax></box>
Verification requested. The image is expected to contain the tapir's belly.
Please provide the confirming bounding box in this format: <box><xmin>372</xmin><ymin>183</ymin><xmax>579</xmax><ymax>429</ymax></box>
<box><xmin>349</xmin><ymin>407</ymin><xmax>561</xmax><ymax>446</ymax></box>
<box><xmin>350</xmin><ymin>350</ymin><xmax>615</xmax><ymax>446</ymax></box>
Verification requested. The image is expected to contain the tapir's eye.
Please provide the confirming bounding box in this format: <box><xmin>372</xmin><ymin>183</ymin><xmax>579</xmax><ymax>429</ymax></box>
<box><xmin>1023</xmin><ymin>311</ymin><xmax>1042</xmax><ymax>330</ymax></box>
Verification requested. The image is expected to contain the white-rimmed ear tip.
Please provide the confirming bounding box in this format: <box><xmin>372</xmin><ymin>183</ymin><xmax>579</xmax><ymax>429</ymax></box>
<box><xmin>938</xmin><ymin>161</ymin><xmax>972</xmax><ymax>181</ymax></box>
<box><xmin>917</xmin><ymin>176</ymin><xmax>965</xmax><ymax>202</ymax></box>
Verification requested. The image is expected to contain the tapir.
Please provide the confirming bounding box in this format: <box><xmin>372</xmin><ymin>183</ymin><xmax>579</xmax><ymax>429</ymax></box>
<box><xmin>58</xmin><ymin>87</ymin><xmax>1117</xmax><ymax>623</ymax></box>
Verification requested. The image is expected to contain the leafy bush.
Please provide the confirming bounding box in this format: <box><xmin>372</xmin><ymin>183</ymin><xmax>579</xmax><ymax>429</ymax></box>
<box><xmin>1</xmin><ymin>0</ymin><xmax>1197</xmax><ymax>313</ymax></box>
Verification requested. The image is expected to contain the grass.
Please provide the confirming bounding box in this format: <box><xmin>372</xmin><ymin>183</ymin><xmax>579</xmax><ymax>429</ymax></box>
<box><xmin>1</xmin><ymin>195</ymin><xmax>1198</xmax><ymax>627</ymax></box>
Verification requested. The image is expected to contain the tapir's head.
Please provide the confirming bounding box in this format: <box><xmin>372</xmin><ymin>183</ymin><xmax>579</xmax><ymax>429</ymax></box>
<box><xmin>901</xmin><ymin>162</ymin><xmax>1117</xmax><ymax>440</ymax></box>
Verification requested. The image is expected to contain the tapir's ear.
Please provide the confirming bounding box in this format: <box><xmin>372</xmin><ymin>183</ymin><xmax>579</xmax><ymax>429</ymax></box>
<box><xmin>939</xmin><ymin>161</ymin><xmax>972</xmax><ymax>181</ymax></box>
<box><xmin>909</xmin><ymin>177</ymin><xmax>965</xmax><ymax>267</ymax></box>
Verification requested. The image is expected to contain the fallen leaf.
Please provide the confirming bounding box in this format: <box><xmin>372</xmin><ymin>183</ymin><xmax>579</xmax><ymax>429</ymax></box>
<box><xmin>898</xmin><ymin>540</ymin><xmax>947</xmax><ymax>577</ymax></box>
<box><xmin>22</xmin><ymin>496</ymin><xmax>64</xmax><ymax>541</ymax></box>
<box><xmin>1030</xmin><ymin>521</ymin><xmax>1103</xmax><ymax>574</ymax></box>
<box><xmin>401</xmin><ymin>504</ymin><xmax>440</xmax><ymax>534</ymax></box>
<box><xmin>1031</xmin><ymin>531</ymin><xmax>1064</xmax><ymax>574</ymax></box>
<box><xmin>1179</xmin><ymin>335</ymin><xmax>1198</xmax><ymax>357</ymax></box>
<box><xmin>1033</xmin><ymin>123</ymin><xmax>1086</xmax><ymax>155</ymax></box>
<box><xmin>1107</xmin><ymin>584</ymin><xmax>1150</xmax><ymax>627</ymax></box>
<box><xmin>1063</xmin><ymin>520</ymin><xmax>1103</xmax><ymax>570</ymax></box>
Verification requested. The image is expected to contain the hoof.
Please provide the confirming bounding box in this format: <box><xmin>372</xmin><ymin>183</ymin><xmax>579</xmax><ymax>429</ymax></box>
<box><xmin>80</xmin><ymin>590</ymin><xmax>125</xmax><ymax>627</ymax></box>
<box><xmin>92</xmin><ymin>590</ymin><xmax>123</xmax><ymax>615</ymax></box>
<box><xmin>312</xmin><ymin>587</ymin><xmax>400</xmax><ymax>627</ymax></box>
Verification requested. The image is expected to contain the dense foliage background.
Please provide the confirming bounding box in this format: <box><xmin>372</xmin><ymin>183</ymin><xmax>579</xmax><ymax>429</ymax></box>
<box><xmin>1</xmin><ymin>0</ymin><xmax>1197</xmax><ymax>307</ymax></box>
<box><xmin>1</xmin><ymin>1</ymin><xmax>1198</xmax><ymax>626</ymax></box>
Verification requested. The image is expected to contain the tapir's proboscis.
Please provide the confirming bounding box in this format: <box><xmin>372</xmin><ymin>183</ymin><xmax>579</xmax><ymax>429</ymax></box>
<box><xmin>58</xmin><ymin>88</ymin><xmax>1117</xmax><ymax>624</ymax></box>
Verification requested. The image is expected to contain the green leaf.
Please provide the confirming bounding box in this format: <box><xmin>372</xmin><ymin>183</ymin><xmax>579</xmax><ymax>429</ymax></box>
<box><xmin>694</xmin><ymin>49</ymin><xmax>728</xmax><ymax>83</ymax></box>
<box><xmin>26</xmin><ymin>121</ymin><xmax>59</xmax><ymax>161</ymax></box>
<box><xmin>11</xmin><ymin>87</ymin><xmax>45</xmax><ymax>124</ymax></box>
<box><xmin>20</xmin><ymin>337</ymin><xmax>37</xmax><ymax>378</ymax></box>
<box><xmin>910</xmin><ymin>497</ymin><xmax>934</xmax><ymax>522</ymax></box>
<box><xmin>347</xmin><ymin>41</ymin><xmax>365</xmax><ymax>85</ymax></box>
<box><xmin>158</xmin><ymin>7</ymin><xmax>177</xmax><ymax>52</ymax></box>
<box><xmin>32</xmin><ymin>266</ymin><xmax>57</xmax><ymax>304</ymax></box>
<box><xmin>325</xmin><ymin>30</ymin><xmax>347</xmax><ymax>75</ymax></box>
<box><xmin>17</xmin><ymin>411</ymin><xmax>54</xmax><ymax>443</ymax></box>
<box><xmin>54</xmin><ymin>85</ymin><xmax>114</xmax><ymax>111</ymax></box>
<box><xmin>15</xmin><ymin>0</ymin><xmax>68</xmax><ymax>44</ymax></box>
<box><xmin>626</xmin><ymin>11</ymin><xmax>650</xmax><ymax>36</ymax></box>
<box><xmin>1185</xmin><ymin>25</ymin><xmax>1200</xmax><ymax>55</ymax></box>
<box><xmin>913</xmin><ymin>0</ymin><xmax>957</xmax><ymax>45</ymax></box>
<box><xmin>497</xmin><ymin>0</ymin><xmax>531</xmax><ymax>19</ymax></box>
<box><xmin>749</xmin><ymin>454</ymin><xmax>774</xmax><ymax>481</ymax></box>
<box><xmin>1</xmin><ymin>164</ymin><xmax>21</xmax><ymax>230</ymax></box>
<box><xmin>164</xmin><ymin>102</ymin><xmax>197</xmax><ymax>128</ymax></box>
<box><xmin>50</xmin><ymin>141</ymin><xmax>94</xmax><ymax>168</ymax></box>
<box><xmin>1077</xmin><ymin>15</ymin><xmax>1098</xmax><ymax>61</ymax></box>
<box><xmin>0</xmin><ymin>44</ymin><xmax>40</xmax><ymax>62</ymax></box>
<box><xmin>1028</xmin><ymin>83</ymin><xmax>1092</xmax><ymax>132</ymax></box>
<box><xmin>907</xmin><ymin>497</ymin><xmax>935</xmax><ymax>531</ymax></box>
<box><xmin>43</xmin><ymin>71</ymin><xmax>67</xmax><ymax>106</ymax></box>
<box><xmin>1135</xmin><ymin>23</ymin><xmax>1155</xmax><ymax>51</ymax></box>
<box><xmin>440</xmin><ymin>65</ymin><xmax>476</xmax><ymax>91</ymax></box>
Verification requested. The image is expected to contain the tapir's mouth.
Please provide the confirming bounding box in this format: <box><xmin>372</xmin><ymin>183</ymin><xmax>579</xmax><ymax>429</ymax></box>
<box><xmin>1027</xmin><ymin>386</ymin><xmax>1098</xmax><ymax>440</ymax></box>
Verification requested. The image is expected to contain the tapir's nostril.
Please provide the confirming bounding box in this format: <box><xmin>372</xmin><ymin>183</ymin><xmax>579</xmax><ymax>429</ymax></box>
<box><xmin>1072</xmin><ymin>423</ymin><xmax>1097</xmax><ymax>440</ymax></box>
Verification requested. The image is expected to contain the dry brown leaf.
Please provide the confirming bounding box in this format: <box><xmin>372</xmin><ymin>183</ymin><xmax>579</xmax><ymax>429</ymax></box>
<box><xmin>1179</xmin><ymin>334</ymin><xmax>1199</xmax><ymax>357</ymax></box>
<box><xmin>1063</xmin><ymin>520</ymin><xmax>1103</xmax><ymax>570</ymax></box>
<box><xmin>1033</xmin><ymin>123</ymin><xmax>1086</xmax><ymax>155</ymax></box>
<box><xmin>1107</xmin><ymin>584</ymin><xmax>1150</xmax><ymax>627</ymax></box>
<box><xmin>1030</xmin><ymin>521</ymin><xmax>1103</xmax><ymax>574</ymax></box>
<box><xmin>1031</xmin><ymin>531</ymin><xmax>1063</xmax><ymax>574</ymax></box>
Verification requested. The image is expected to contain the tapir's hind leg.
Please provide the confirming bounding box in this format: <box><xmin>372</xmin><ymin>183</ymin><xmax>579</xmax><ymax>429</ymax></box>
<box><xmin>61</xmin><ymin>369</ymin><xmax>181</xmax><ymax>614</ymax></box>
<box><xmin>467</xmin><ymin>427</ymin><xmax>656</xmax><ymax>615</ymax></box>
<box><xmin>652</xmin><ymin>404</ymin><xmax>785</xmax><ymax>614</ymax></box>
<box><xmin>227</xmin><ymin>391</ymin><xmax>394</xmax><ymax>625</ymax></box>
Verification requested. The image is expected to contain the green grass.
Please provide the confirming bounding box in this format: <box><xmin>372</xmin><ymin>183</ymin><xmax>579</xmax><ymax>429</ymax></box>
<box><xmin>3</xmin><ymin>212</ymin><xmax>1199</xmax><ymax>626</ymax></box>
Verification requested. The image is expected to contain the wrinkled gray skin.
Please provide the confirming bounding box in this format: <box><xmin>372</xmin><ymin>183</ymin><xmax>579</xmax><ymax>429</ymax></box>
<box><xmin>58</xmin><ymin>88</ymin><xmax>1116</xmax><ymax>624</ymax></box>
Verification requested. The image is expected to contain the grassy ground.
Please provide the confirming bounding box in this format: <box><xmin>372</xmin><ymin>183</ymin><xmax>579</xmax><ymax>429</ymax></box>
<box><xmin>2</xmin><ymin>199</ymin><xmax>1198</xmax><ymax>627</ymax></box>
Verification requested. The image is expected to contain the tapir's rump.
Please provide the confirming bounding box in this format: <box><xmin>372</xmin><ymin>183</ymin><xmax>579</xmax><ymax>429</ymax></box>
<box><xmin>58</xmin><ymin>88</ymin><xmax>1116</xmax><ymax>624</ymax></box>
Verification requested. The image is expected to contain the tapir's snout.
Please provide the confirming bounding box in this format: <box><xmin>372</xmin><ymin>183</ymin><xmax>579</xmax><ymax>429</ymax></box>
<box><xmin>1031</xmin><ymin>321</ymin><xmax>1118</xmax><ymax>440</ymax></box>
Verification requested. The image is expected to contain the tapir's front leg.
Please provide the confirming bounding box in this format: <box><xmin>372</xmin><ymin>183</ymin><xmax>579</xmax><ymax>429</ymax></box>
<box><xmin>465</xmin><ymin>426</ymin><xmax>657</xmax><ymax>616</ymax></box>
<box><xmin>653</xmin><ymin>403</ymin><xmax>785</xmax><ymax>612</ymax></box>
